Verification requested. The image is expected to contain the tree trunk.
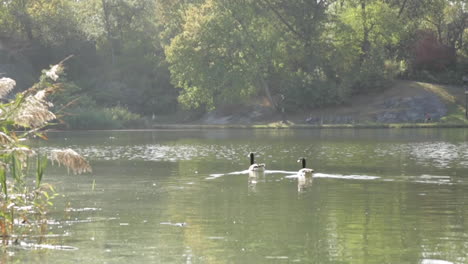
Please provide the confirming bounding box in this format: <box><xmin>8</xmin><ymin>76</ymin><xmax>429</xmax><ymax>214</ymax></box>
<box><xmin>360</xmin><ymin>1</ymin><xmax>371</xmax><ymax>63</ymax></box>
<box><xmin>259</xmin><ymin>76</ymin><xmax>276</xmax><ymax>109</ymax></box>
<box><xmin>17</xmin><ymin>0</ymin><xmax>34</xmax><ymax>42</ymax></box>
<box><xmin>397</xmin><ymin>0</ymin><xmax>408</xmax><ymax>18</ymax></box>
<box><xmin>101</xmin><ymin>0</ymin><xmax>115</xmax><ymax>65</ymax></box>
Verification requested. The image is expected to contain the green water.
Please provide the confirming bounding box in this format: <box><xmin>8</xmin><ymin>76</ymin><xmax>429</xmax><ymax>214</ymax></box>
<box><xmin>4</xmin><ymin>129</ymin><xmax>468</xmax><ymax>264</ymax></box>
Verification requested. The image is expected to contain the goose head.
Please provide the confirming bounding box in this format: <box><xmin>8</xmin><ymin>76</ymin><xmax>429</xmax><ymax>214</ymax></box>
<box><xmin>297</xmin><ymin>158</ymin><xmax>307</xmax><ymax>169</ymax></box>
<box><xmin>248</xmin><ymin>152</ymin><xmax>265</xmax><ymax>171</ymax></box>
<box><xmin>249</xmin><ymin>152</ymin><xmax>255</xmax><ymax>165</ymax></box>
<box><xmin>297</xmin><ymin>158</ymin><xmax>314</xmax><ymax>176</ymax></box>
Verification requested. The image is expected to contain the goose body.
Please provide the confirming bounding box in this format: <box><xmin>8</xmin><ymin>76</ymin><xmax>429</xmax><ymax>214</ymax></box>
<box><xmin>248</xmin><ymin>152</ymin><xmax>265</xmax><ymax>171</ymax></box>
<box><xmin>297</xmin><ymin>158</ymin><xmax>314</xmax><ymax>177</ymax></box>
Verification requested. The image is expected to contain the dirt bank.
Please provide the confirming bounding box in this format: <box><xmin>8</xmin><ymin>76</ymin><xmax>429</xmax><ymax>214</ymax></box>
<box><xmin>196</xmin><ymin>80</ymin><xmax>467</xmax><ymax>126</ymax></box>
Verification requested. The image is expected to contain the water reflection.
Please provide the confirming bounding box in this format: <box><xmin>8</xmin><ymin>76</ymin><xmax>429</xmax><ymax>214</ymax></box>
<box><xmin>420</xmin><ymin>260</ymin><xmax>454</xmax><ymax>264</ymax></box>
<box><xmin>13</xmin><ymin>129</ymin><xmax>468</xmax><ymax>264</ymax></box>
<box><xmin>13</xmin><ymin>242</ymin><xmax>78</xmax><ymax>251</ymax></box>
<box><xmin>297</xmin><ymin>175</ymin><xmax>313</xmax><ymax>192</ymax></box>
<box><xmin>37</xmin><ymin>139</ymin><xmax>468</xmax><ymax>174</ymax></box>
<box><xmin>408</xmin><ymin>142</ymin><xmax>468</xmax><ymax>168</ymax></box>
<box><xmin>247</xmin><ymin>170</ymin><xmax>264</xmax><ymax>193</ymax></box>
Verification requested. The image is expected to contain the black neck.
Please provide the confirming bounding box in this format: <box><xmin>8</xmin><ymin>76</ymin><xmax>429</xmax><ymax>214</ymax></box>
<box><xmin>250</xmin><ymin>153</ymin><xmax>255</xmax><ymax>165</ymax></box>
<box><xmin>302</xmin><ymin>158</ymin><xmax>306</xmax><ymax>168</ymax></box>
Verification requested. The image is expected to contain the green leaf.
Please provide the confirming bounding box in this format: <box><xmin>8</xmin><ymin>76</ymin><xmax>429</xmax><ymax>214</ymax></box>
<box><xmin>36</xmin><ymin>154</ymin><xmax>48</xmax><ymax>188</ymax></box>
<box><xmin>0</xmin><ymin>166</ymin><xmax>7</xmax><ymax>198</ymax></box>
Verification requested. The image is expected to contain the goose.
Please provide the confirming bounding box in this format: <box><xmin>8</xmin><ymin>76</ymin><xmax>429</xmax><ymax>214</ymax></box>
<box><xmin>248</xmin><ymin>152</ymin><xmax>265</xmax><ymax>171</ymax></box>
<box><xmin>297</xmin><ymin>158</ymin><xmax>314</xmax><ymax>177</ymax></box>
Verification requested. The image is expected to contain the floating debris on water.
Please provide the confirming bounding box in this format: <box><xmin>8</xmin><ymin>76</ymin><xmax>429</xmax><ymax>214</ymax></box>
<box><xmin>17</xmin><ymin>242</ymin><xmax>78</xmax><ymax>251</ymax></box>
<box><xmin>207</xmin><ymin>236</ymin><xmax>225</xmax><ymax>240</ymax></box>
<box><xmin>160</xmin><ymin>222</ymin><xmax>187</xmax><ymax>227</ymax></box>
<box><xmin>65</xmin><ymin>207</ymin><xmax>102</xmax><ymax>212</ymax></box>
<box><xmin>265</xmin><ymin>256</ymin><xmax>289</xmax><ymax>259</ymax></box>
<box><xmin>420</xmin><ymin>259</ymin><xmax>453</xmax><ymax>264</ymax></box>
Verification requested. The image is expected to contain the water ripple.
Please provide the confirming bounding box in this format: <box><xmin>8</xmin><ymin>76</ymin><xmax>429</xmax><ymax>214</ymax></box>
<box><xmin>39</xmin><ymin>144</ymin><xmax>268</xmax><ymax>163</ymax></box>
<box><xmin>38</xmin><ymin>141</ymin><xmax>468</xmax><ymax>170</ymax></box>
<box><xmin>16</xmin><ymin>242</ymin><xmax>78</xmax><ymax>251</ymax></box>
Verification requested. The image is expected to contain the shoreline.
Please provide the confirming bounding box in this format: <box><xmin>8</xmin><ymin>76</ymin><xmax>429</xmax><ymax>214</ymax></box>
<box><xmin>152</xmin><ymin>123</ymin><xmax>468</xmax><ymax>129</ymax></box>
<box><xmin>47</xmin><ymin>122</ymin><xmax>468</xmax><ymax>132</ymax></box>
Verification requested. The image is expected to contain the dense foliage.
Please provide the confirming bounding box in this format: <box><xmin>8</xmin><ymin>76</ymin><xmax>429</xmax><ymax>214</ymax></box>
<box><xmin>0</xmin><ymin>0</ymin><xmax>466</xmax><ymax>125</ymax></box>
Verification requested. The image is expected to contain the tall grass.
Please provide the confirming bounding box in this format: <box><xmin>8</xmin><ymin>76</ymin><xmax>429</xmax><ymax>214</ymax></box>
<box><xmin>64</xmin><ymin>106</ymin><xmax>144</xmax><ymax>130</ymax></box>
<box><xmin>0</xmin><ymin>58</ymin><xmax>91</xmax><ymax>246</ymax></box>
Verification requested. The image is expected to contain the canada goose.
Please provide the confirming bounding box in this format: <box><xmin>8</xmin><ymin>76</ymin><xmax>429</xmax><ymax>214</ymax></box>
<box><xmin>297</xmin><ymin>158</ymin><xmax>314</xmax><ymax>177</ymax></box>
<box><xmin>248</xmin><ymin>152</ymin><xmax>265</xmax><ymax>171</ymax></box>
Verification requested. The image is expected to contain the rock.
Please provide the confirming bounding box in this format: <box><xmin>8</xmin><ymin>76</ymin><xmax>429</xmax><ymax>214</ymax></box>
<box><xmin>201</xmin><ymin>104</ymin><xmax>275</xmax><ymax>124</ymax></box>
<box><xmin>375</xmin><ymin>94</ymin><xmax>446</xmax><ymax>123</ymax></box>
<box><xmin>200</xmin><ymin>83</ymin><xmax>450</xmax><ymax>125</ymax></box>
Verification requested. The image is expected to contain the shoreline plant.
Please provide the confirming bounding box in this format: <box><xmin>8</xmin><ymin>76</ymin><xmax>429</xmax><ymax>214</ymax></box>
<box><xmin>0</xmin><ymin>57</ymin><xmax>91</xmax><ymax>247</ymax></box>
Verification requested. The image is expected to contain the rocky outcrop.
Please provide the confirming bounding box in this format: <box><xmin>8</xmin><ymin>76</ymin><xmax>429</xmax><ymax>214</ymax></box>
<box><xmin>374</xmin><ymin>94</ymin><xmax>447</xmax><ymax>123</ymax></box>
<box><xmin>202</xmin><ymin>82</ymin><xmax>453</xmax><ymax>125</ymax></box>
<box><xmin>201</xmin><ymin>104</ymin><xmax>275</xmax><ymax>124</ymax></box>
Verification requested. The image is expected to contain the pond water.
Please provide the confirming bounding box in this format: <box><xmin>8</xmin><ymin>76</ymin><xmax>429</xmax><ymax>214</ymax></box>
<box><xmin>4</xmin><ymin>128</ymin><xmax>468</xmax><ymax>263</ymax></box>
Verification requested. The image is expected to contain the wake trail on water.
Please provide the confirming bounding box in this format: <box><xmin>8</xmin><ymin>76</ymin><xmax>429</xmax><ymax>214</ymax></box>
<box><xmin>206</xmin><ymin>170</ymin><xmax>460</xmax><ymax>185</ymax></box>
<box><xmin>206</xmin><ymin>170</ymin><xmax>379</xmax><ymax>181</ymax></box>
<box><xmin>206</xmin><ymin>170</ymin><xmax>296</xmax><ymax>179</ymax></box>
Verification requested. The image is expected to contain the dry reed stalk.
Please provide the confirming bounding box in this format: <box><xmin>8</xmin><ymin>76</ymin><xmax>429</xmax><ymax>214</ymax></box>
<box><xmin>0</xmin><ymin>132</ymin><xmax>14</xmax><ymax>145</ymax></box>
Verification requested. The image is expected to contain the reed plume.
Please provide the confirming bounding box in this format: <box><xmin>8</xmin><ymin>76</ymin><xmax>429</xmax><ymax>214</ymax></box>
<box><xmin>0</xmin><ymin>56</ymin><xmax>92</xmax><ymax>245</ymax></box>
<box><xmin>0</xmin><ymin>77</ymin><xmax>15</xmax><ymax>98</ymax></box>
<box><xmin>45</xmin><ymin>64</ymin><xmax>63</xmax><ymax>81</ymax></box>
<box><xmin>49</xmin><ymin>149</ymin><xmax>92</xmax><ymax>174</ymax></box>
<box><xmin>12</xmin><ymin>90</ymin><xmax>57</xmax><ymax>128</ymax></box>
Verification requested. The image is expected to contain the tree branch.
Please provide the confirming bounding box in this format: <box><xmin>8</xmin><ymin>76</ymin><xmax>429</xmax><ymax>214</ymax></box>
<box><xmin>397</xmin><ymin>0</ymin><xmax>408</xmax><ymax>18</ymax></box>
<box><xmin>258</xmin><ymin>0</ymin><xmax>307</xmax><ymax>42</ymax></box>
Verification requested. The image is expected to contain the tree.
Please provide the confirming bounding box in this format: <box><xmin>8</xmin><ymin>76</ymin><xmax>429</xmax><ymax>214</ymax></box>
<box><xmin>328</xmin><ymin>0</ymin><xmax>405</xmax><ymax>93</ymax></box>
<box><xmin>165</xmin><ymin>0</ymin><xmax>335</xmax><ymax>111</ymax></box>
<box><xmin>68</xmin><ymin>0</ymin><xmax>177</xmax><ymax>115</ymax></box>
<box><xmin>165</xmin><ymin>0</ymin><xmax>273</xmax><ymax>110</ymax></box>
